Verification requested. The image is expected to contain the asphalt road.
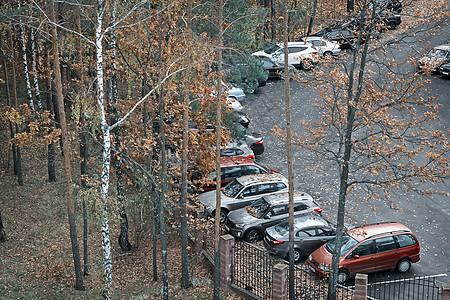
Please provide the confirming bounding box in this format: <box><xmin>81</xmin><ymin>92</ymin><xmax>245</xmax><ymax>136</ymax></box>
<box><xmin>242</xmin><ymin>21</ymin><xmax>450</xmax><ymax>286</ymax></box>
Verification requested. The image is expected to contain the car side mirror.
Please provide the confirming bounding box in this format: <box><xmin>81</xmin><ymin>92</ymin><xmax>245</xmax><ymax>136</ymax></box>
<box><xmin>353</xmin><ymin>254</ymin><xmax>360</xmax><ymax>259</ymax></box>
<box><xmin>264</xmin><ymin>215</ymin><xmax>270</xmax><ymax>219</ymax></box>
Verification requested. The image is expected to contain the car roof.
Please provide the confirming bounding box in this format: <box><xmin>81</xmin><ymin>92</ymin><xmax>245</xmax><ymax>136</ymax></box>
<box><xmin>347</xmin><ymin>222</ymin><xmax>412</xmax><ymax>242</ymax></box>
<box><xmin>220</xmin><ymin>156</ymin><xmax>255</xmax><ymax>167</ymax></box>
<box><xmin>236</xmin><ymin>173</ymin><xmax>287</xmax><ymax>186</ymax></box>
<box><xmin>261</xmin><ymin>191</ymin><xmax>313</xmax><ymax>204</ymax></box>
<box><xmin>435</xmin><ymin>44</ymin><xmax>450</xmax><ymax>51</ymax></box>
<box><xmin>292</xmin><ymin>215</ymin><xmax>330</xmax><ymax>229</ymax></box>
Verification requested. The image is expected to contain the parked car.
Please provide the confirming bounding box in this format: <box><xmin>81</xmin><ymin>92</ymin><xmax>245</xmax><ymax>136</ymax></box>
<box><xmin>252</xmin><ymin>43</ymin><xmax>283</xmax><ymax>60</ymax></box>
<box><xmin>221</xmin><ymin>140</ymin><xmax>255</xmax><ymax>159</ymax></box>
<box><xmin>199</xmin><ymin>173</ymin><xmax>289</xmax><ymax>222</ymax></box>
<box><xmin>315</xmin><ymin>27</ymin><xmax>363</xmax><ymax>50</ymax></box>
<box><xmin>226</xmin><ymin>97</ymin><xmax>243</xmax><ymax>111</ymax></box>
<box><xmin>438</xmin><ymin>62</ymin><xmax>450</xmax><ymax>76</ymax></box>
<box><xmin>225</xmin><ymin>83</ymin><xmax>246</xmax><ymax>102</ymax></box>
<box><xmin>371</xmin><ymin>0</ymin><xmax>402</xmax><ymax>13</ymax></box>
<box><xmin>200</xmin><ymin>156</ymin><xmax>280</xmax><ymax>192</ymax></box>
<box><xmin>300</xmin><ymin>36</ymin><xmax>341</xmax><ymax>59</ymax></box>
<box><xmin>270</xmin><ymin>42</ymin><xmax>319</xmax><ymax>69</ymax></box>
<box><xmin>418</xmin><ymin>44</ymin><xmax>450</xmax><ymax>73</ymax></box>
<box><xmin>307</xmin><ymin>222</ymin><xmax>421</xmax><ymax>284</ymax></box>
<box><xmin>264</xmin><ymin>215</ymin><xmax>336</xmax><ymax>263</ymax></box>
<box><xmin>225</xmin><ymin>192</ymin><xmax>322</xmax><ymax>242</ymax></box>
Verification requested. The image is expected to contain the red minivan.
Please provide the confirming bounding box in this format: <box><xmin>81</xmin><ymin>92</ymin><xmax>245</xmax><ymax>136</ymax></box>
<box><xmin>307</xmin><ymin>222</ymin><xmax>420</xmax><ymax>283</ymax></box>
<box><xmin>200</xmin><ymin>156</ymin><xmax>279</xmax><ymax>192</ymax></box>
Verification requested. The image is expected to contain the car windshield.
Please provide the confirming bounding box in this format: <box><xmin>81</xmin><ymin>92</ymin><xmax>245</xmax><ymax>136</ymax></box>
<box><xmin>274</xmin><ymin>220</ymin><xmax>289</xmax><ymax>235</ymax></box>
<box><xmin>249</xmin><ymin>198</ymin><xmax>271</xmax><ymax>218</ymax></box>
<box><xmin>325</xmin><ymin>234</ymin><xmax>358</xmax><ymax>256</ymax></box>
<box><xmin>222</xmin><ymin>179</ymin><xmax>243</xmax><ymax>198</ymax></box>
<box><xmin>264</xmin><ymin>44</ymin><xmax>281</xmax><ymax>54</ymax></box>
<box><xmin>430</xmin><ymin>49</ymin><xmax>448</xmax><ymax>58</ymax></box>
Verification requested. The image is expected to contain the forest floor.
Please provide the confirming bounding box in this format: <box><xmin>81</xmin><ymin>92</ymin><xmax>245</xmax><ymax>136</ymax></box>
<box><xmin>0</xmin><ymin>125</ymin><xmax>239</xmax><ymax>299</ymax></box>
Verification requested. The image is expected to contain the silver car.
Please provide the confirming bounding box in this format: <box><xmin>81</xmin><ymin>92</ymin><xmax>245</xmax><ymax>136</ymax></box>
<box><xmin>224</xmin><ymin>192</ymin><xmax>322</xmax><ymax>243</ymax></box>
<box><xmin>198</xmin><ymin>173</ymin><xmax>289</xmax><ymax>223</ymax></box>
<box><xmin>300</xmin><ymin>36</ymin><xmax>341</xmax><ymax>59</ymax></box>
<box><xmin>264</xmin><ymin>215</ymin><xmax>336</xmax><ymax>263</ymax></box>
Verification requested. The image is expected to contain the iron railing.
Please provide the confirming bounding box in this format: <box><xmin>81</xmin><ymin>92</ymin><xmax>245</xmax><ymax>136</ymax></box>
<box><xmin>366</xmin><ymin>274</ymin><xmax>445</xmax><ymax>300</ymax></box>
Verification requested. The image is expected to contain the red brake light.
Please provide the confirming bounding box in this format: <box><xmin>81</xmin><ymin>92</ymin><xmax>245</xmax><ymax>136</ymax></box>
<box><xmin>314</xmin><ymin>207</ymin><xmax>322</xmax><ymax>213</ymax></box>
<box><xmin>271</xmin><ymin>239</ymin><xmax>285</xmax><ymax>245</ymax></box>
<box><xmin>312</xmin><ymin>52</ymin><xmax>318</xmax><ymax>55</ymax></box>
<box><xmin>255</xmin><ymin>140</ymin><xmax>263</xmax><ymax>145</ymax></box>
<box><xmin>247</xmin><ymin>154</ymin><xmax>255</xmax><ymax>160</ymax></box>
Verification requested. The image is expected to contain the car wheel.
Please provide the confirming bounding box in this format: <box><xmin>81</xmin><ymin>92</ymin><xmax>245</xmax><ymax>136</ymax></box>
<box><xmin>213</xmin><ymin>209</ymin><xmax>228</xmax><ymax>223</ymax></box>
<box><xmin>387</xmin><ymin>21</ymin><xmax>397</xmax><ymax>30</ymax></box>
<box><xmin>245</xmin><ymin>229</ymin><xmax>261</xmax><ymax>243</ymax></box>
<box><xmin>301</xmin><ymin>59</ymin><xmax>313</xmax><ymax>70</ymax></box>
<box><xmin>293</xmin><ymin>248</ymin><xmax>302</xmax><ymax>264</ymax></box>
<box><xmin>397</xmin><ymin>258</ymin><xmax>412</xmax><ymax>273</ymax></box>
<box><xmin>323</xmin><ymin>51</ymin><xmax>333</xmax><ymax>60</ymax></box>
<box><xmin>337</xmin><ymin>269</ymin><xmax>350</xmax><ymax>284</ymax></box>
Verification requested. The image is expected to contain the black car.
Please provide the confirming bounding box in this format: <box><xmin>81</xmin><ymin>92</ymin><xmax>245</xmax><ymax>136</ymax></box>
<box><xmin>439</xmin><ymin>62</ymin><xmax>450</xmax><ymax>76</ymax></box>
<box><xmin>315</xmin><ymin>28</ymin><xmax>363</xmax><ymax>50</ymax></box>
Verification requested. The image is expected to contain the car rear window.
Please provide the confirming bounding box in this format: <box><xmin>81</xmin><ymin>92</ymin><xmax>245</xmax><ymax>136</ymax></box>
<box><xmin>375</xmin><ymin>236</ymin><xmax>398</xmax><ymax>253</ymax></box>
<box><xmin>395</xmin><ymin>234</ymin><xmax>417</xmax><ymax>248</ymax></box>
<box><xmin>254</xmin><ymin>161</ymin><xmax>269</xmax><ymax>172</ymax></box>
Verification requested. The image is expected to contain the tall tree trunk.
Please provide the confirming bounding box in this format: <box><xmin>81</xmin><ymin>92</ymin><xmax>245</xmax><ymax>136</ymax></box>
<box><xmin>108</xmin><ymin>3</ymin><xmax>132</xmax><ymax>252</ymax></box>
<box><xmin>282</xmin><ymin>0</ymin><xmax>295</xmax><ymax>298</ymax></box>
<box><xmin>214</xmin><ymin>1</ymin><xmax>224</xmax><ymax>299</ymax></box>
<box><xmin>75</xmin><ymin>5</ymin><xmax>89</xmax><ymax>275</ymax></box>
<box><xmin>271</xmin><ymin>0</ymin><xmax>276</xmax><ymax>42</ymax></box>
<box><xmin>306</xmin><ymin>0</ymin><xmax>318</xmax><ymax>37</ymax></box>
<box><xmin>180</xmin><ymin>0</ymin><xmax>192</xmax><ymax>290</ymax></box>
<box><xmin>10</xmin><ymin>31</ymin><xmax>23</xmax><ymax>186</ymax></box>
<box><xmin>0</xmin><ymin>206</ymin><xmax>5</xmax><ymax>242</ymax></box>
<box><xmin>94</xmin><ymin>0</ymin><xmax>113</xmax><ymax>297</ymax></box>
<box><xmin>157</xmin><ymin>17</ymin><xmax>169</xmax><ymax>297</ymax></box>
<box><xmin>327</xmin><ymin>6</ymin><xmax>371</xmax><ymax>299</ymax></box>
<box><xmin>31</xmin><ymin>28</ymin><xmax>44</xmax><ymax>113</ymax></box>
<box><xmin>18</xmin><ymin>0</ymin><xmax>36</xmax><ymax>113</ymax></box>
<box><xmin>49</xmin><ymin>0</ymin><xmax>85</xmax><ymax>291</ymax></box>
<box><xmin>0</xmin><ymin>32</ymin><xmax>17</xmax><ymax>176</ymax></box>
<box><xmin>45</xmin><ymin>49</ymin><xmax>56</xmax><ymax>182</ymax></box>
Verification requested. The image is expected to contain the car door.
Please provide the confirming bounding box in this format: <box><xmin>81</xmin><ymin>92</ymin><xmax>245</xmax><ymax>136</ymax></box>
<box><xmin>262</xmin><ymin>204</ymin><xmax>289</xmax><ymax>230</ymax></box>
<box><xmin>343</xmin><ymin>240</ymin><xmax>377</xmax><ymax>275</ymax></box>
<box><xmin>295</xmin><ymin>228</ymin><xmax>325</xmax><ymax>256</ymax></box>
<box><xmin>373</xmin><ymin>236</ymin><xmax>400</xmax><ymax>271</ymax></box>
<box><xmin>230</xmin><ymin>184</ymin><xmax>259</xmax><ymax>210</ymax></box>
<box><xmin>288</xmin><ymin>46</ymin><xmax>308</xmax><ymax>65</ymax></box>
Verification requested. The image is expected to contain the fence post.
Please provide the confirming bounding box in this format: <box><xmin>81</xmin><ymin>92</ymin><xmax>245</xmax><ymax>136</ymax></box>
<box><xmin>443</xmin><ymin>284</ymin><xmax>450</xmax><ymax>300</ymax></box>
<box><xmin>220</xmin><ymin>234</ymin><xmax>234</xmax><ymax>288</ymax></box>
<box><xmin>354</xmin><ymin>273</ymin><xmax>368</xmax><ymax>300</ymax></box>
<box><xmin>272</xmin><ymin>263</ymin><xmax>288</xmax><ymax>300</ymax></box>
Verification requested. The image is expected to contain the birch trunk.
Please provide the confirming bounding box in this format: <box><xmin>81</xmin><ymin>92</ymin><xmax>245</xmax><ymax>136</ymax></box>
<box><xmin>31</xmin><ymin>28</ymin><xmax>43</xmax><ymax>113</ymax></box>
<box><xmin>95</xmin><ymin>0</ymin><xmax>113</xmax><ymax>297</ymax></box>
<box><xmin>18</xmin><ymin>0</ymin><xmax>35</xmax><ymax>112</ymax></box>
<box><xmin>214</xmin><ymin>1</ymin><xmax>223</xmax><ymax>299</ymax></box>
<box><xmin>49</xmin><ymin>0</ymin><xmax>85</xmax><ymax>291</ymax></box>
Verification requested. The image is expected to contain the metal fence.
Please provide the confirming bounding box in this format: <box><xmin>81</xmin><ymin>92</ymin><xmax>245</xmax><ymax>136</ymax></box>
<box><xmin>232</xmin><ymin>241</ymin><xmax>280</xmax><ymax>299</ymax></box>
<box><xmin>366</xmin><ymin>274</ymin><xmax>444</xmax><ymax>300</ymax></box>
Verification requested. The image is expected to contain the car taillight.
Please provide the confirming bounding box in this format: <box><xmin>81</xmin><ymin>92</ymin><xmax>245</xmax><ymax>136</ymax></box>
<box><xmin>314</xmin><ymin>207</ymin><xmax>322</xmax><ymax>213</ymax></box>
<box><xmin>338</xmin><ymin>46</ymin><xmax>341</xmax><ymax>49</ymax></box>
<box><xmin>271</xmin><ymin>239</ymin><xmax>285</xmax><ymax>245</ymax></box>
<box><xmin>312</xmin><ymin>52</ymin><xmax>318</xmax><ymax>55</ymax></box>
<box><xmin>255</xmin><ymin>139</ymin><xmax>263</xmax><ymax>145</ymax></box>
<box><xmin>417</xmin><ymin>244</ymin><xmax>420</xmax><ymax>251</ymax></box>
<box><xmin>247</xmin><ymin>154</ymin><xmax>255</xmax><ymax>160</ymax></box>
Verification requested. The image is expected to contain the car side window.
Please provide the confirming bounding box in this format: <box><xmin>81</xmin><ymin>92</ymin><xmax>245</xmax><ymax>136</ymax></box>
<box><xmin>318</xmin><ymin>228</ymin><xmax>335</xmax><ymax>236</ymax></box>
<box><xmin>288</xmin><ymin>47</ymin><xmax>307</xmax><ymax>53</ymax></box>
<box><xmin>256</xmin><ymin>183</ymin><xmax>275</xmax><ymax>194</ymax></box>
<box><xmin>276</xmin><ymin>182</ymin><xmax>287</xmax><ymax>190</ymax></box>
<box><xmin>240</xmin><ymin>185</ymin><xmax>258</xmax><ymax>197</ymax></box>
<box><xmin>294</xmin><ymin>203</ymin><xmax>309</xmax><ymax>212</ymax></box>
<box><xmin>296</xmin><ymin>230</ymin><xmax>310</xmax><ymax>237</ymax></box>
<box><xmin>353</xmin><ymin>240</ymin><xmax>375</xmax><ymax>257</ymax></box>
<box><xmin>376</xmin><ymin>236</ymin><xmax>398</xmax><ymax>253</ymax></box>
<box><xmin>241</xmin><ymin>165</ymin><xmax>263</xmax><ymax>176</ymax></box>
<box><xmin>395</xmin><ymin>234</ymin><xmax>417</xmax><ymax>248</ymax></box>
<box><xmin>305</xmin><ymin>229</ymin><xmax>318</xmax><ymax>236</ymax></box>
<box><xmin>272</xmin><ymin>205</ymin><xmax>288</xmax><ymax>216</ymax></box>
<box><xmin>222</xmin><ymin>166</ymin><xmax>242</xmax><ymax>181</ymax></box>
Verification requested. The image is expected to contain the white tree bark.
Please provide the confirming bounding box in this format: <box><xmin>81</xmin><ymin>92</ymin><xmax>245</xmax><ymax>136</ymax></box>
<box><xmin>96</xmin><ymin>0</ymin><xmax>113</xmax><ymax>298</ymax></box>
<box><xmin>31</xmin><ymin>28</ymin><xmax>43</xmax><ymax>113</ymax></box>
<box><xmin>18</xmin><ymin>0</ymin><xmax>35</xmax><ymax>112</ymax></box>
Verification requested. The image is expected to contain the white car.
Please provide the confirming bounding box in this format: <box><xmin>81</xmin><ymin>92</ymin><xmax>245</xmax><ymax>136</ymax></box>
<box><xmin>252</xmin><ymin>43</ymin><xmax>283</xmax><ymax>60</ymax></box>
<box><xmin>270</xmin><ymin>42</ymin><xmax>319</xmax><ymax>70</ymax></box>
<box><xmin>226</xmin><ymin>97</ymin><xmax>243</xmax><ymax>111</ymax></box>
<box><xmin>300</xmin><ymin>36</ymin><xmax>341</xmax><ymax>59</ymax></box>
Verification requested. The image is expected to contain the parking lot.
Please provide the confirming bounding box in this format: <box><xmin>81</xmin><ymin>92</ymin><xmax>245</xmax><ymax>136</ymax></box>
<box><xmin>242</xmin><ymin>31</ymin><xmax>450</xmax><ymax>284</ymax></box>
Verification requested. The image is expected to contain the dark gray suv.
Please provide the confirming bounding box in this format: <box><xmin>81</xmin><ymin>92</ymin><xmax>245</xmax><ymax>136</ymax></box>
<box><xmin>225</xmin><ymin>192</ymin><xmax>322</xmax><ymax>243</ymax></box>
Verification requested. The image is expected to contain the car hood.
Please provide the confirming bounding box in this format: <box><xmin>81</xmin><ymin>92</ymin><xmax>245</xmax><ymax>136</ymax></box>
<box><xmin>252</xmin><ymin>50</ymin><xmax>271</xmax><ymax>59</ymax></box>
<box><xmin>419</xmin><ymin>56</ymin><xmax>446</xmax><ymax>67</ymax></box>
<box><xmin>227</xmin><ymin>207</ymin><xmax>258</xmax><ymax>224</ymax></box>
<box><xmin>310</xmin><ymin>244</ymin><xmax>333</xmax><ymax>266</ymax></box>
<box><xmin>198</xmin><ymin>190</ymin><xmax>233</xmax><ymax>209</ymax></box>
